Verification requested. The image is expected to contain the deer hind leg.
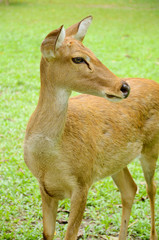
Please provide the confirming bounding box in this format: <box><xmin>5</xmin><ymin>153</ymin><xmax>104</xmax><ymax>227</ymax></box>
<box><xmin>112</xmin><ymin>167</ymin><xmax>137</xmax><ymax>240</ymax></box>
<box><xmin>64</xmin><ymin>186</ymin><xmax>88</xmax><ymax>240</ymax></box>
<box><xmin>40</xmin><ymin>186</ymin><xmax>59</xmax><ymax>240</ymax></box>
<box><xmin>140</xmin><ymin>144</ymin><xmax>158</xmax><ymax>240</ymax></box>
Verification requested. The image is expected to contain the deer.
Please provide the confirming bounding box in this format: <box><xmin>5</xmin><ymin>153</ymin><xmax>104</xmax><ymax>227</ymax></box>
<box><xmin>24</xmin><ymin>16</ymin><xmax>158</xmax><ymax>240</ymax></box>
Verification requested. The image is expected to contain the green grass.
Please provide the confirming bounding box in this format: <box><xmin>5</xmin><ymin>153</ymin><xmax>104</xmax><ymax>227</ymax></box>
<box><xmin>0</xmin><ymin>0</ymin><xmax>159</xmax><ymax>239</ymax></box>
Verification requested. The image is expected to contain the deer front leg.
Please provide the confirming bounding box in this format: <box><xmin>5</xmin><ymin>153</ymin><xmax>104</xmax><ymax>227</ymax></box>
<box><xmin>40</xmin><ymin>187</ymin><xmax>59</xmax><ymax>240</ymax></box>
<box><xmin>64</xmin><ymin>186</ymin><xmax>88</xmax><ymax>240</ymax></box>
<box><xmin>112</xmin><ymin>167</ymin><xmax>137</xmax><ymax>240</ymax></box>
<box><xmin>140</xmin><ymin>145</ymin><xmax>158</xmax><ymax>240</ymax></box>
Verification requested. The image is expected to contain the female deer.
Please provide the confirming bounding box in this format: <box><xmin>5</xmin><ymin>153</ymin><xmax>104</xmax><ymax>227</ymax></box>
<box><xmin>24</xmin><ymin>16</ymin><xmax>158</xmax><ymax>240</ymax></box>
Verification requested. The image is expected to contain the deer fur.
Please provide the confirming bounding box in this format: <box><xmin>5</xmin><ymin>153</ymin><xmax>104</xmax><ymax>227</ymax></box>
<box><xmin>24</xmin><ymin>16</ymin><xmax>158</xmax><ymax>240</ymax></box>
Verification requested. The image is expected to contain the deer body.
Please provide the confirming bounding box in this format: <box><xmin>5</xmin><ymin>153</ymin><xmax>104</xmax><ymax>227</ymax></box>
<box><xmin>24</xmin><ymin>17</ymin><xmax>158</xmax><ymax>240</ymax></box>
<box><xmin>25</xmin><ymin>78</ymin><xmax>159</xmax><ymax>197</ymax></box>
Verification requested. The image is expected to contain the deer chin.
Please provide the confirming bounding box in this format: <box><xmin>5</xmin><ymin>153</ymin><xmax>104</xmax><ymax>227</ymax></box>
<box><xmin>105</xmin><ymin>93</ymin><xmax>123</xmax><ymax>102</ymax></box>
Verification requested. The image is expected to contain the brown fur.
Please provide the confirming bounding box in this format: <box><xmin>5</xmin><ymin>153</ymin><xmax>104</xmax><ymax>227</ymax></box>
<box><xmin>24</xmin><ymin>17</ymin><xmax>158</xmax><ymax>240</ymax></box>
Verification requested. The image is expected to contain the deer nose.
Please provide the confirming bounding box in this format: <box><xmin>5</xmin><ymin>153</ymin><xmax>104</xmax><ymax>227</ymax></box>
<box><xmin>120</xmin><ymin>82</ymin><xmax>130</xmax><ymax>98</ymax></box>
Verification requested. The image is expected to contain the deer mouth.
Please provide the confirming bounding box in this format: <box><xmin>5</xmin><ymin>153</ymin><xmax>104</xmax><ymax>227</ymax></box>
<box><xmin>105</xmin><ymin>93</ymin><xmax>122</xmax><ymax>101</ymax></box>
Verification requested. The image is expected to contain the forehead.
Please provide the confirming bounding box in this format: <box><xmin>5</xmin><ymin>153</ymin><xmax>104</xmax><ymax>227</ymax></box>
<box><xmin>61</xmin><ymin>37</ymin><xmax>95</xmax><ymax>58</ymax></box>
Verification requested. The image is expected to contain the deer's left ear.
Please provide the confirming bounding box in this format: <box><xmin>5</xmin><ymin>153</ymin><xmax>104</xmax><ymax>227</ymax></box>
<box><xmin>66</xmin><ymin>16</ymin><xmax>93</xmax><ymax>41</ymax></box>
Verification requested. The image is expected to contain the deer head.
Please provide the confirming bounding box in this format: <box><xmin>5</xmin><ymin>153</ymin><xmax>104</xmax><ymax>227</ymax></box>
<box><xmin>40</xmin><ymin>16</ymin><xmax>130</xmax><ymax>101</ymax></box>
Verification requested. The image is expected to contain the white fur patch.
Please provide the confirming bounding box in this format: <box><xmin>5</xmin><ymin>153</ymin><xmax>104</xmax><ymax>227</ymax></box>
<box><xmin>55</xmin><ymin>26</ymin><xmax>66</xmax><ymax>50</ymax></box>
<box><xmin>43</xmin><ymin>49</ymin><xmax>55</xmax><ymax>59</ymax></box>
<box><xmin>75</xmin><ymin>16</ymin><xmax>92</xmax><ymax>41</ymax></box>
<box><xmin>55</xmin><ymin>88</ymin><xmax>71</xmax><ymax>109</ymax></box>
<box><xmin>86</xmin><ymin>56</ymin><xmax>90</xmax><ymax>62</ymax></box>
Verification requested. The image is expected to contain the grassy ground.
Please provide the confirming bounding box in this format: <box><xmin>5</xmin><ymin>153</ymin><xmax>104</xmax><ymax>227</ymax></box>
<box><xmin>0</xmin><ymin>0</ymin><xmax>159</xmax><ymax>239</ymax></box>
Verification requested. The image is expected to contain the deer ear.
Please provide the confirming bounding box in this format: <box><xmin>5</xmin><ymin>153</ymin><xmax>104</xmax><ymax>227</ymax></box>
<box><xmin>66</xmin><ymin>16</ymin><xmax>93</xmax><ymax>41</ymax></box>
<box><xmin>41</xmin><ymin>25</ymin><xmax>65</xmax><ymax>60</ymax></box>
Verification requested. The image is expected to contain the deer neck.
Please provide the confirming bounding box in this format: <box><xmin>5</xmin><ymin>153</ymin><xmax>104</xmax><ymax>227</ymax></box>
<box><xmin>31</xmin><ymin>58</ymin><xmax>72</xmax><ymax>143</ymax></box>
<box><xmin>37</xmin><ymin>82</ymin><xmax>71</xmax><ymax>140</ymax></box>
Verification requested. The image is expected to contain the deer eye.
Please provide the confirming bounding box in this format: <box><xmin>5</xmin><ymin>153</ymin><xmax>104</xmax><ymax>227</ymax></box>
<box><xmin>72</xmin><ymin>57</ymin><xmax>85</xmax><ymax>64</ymax></box>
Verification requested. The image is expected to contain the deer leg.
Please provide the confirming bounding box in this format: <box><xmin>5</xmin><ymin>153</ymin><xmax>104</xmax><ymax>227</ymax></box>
<box><xmin>40</xmin><ymin>187</ymin><xmax>59</xmax><ymax>240</ymax></box>
<box><xmin>64</xmin><ymin>186</ymin><xmax>88</xmax><ymax>240</ymax></box>
<box><xmin>112</xmin><ymin>167</ymin><xmax>137</xmax><ymax>240</ymax></box>
<box><xmin>140</xmin><ymin>145</ymin><xmax>158</xmax><ymax>240</ymax></box>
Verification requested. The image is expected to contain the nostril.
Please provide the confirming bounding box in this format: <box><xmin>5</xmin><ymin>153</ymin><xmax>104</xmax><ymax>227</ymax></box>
<box><xmin>120</xmin><ymin>82</ymin><xmax>130</xmax><ymax>98</ymax></box>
